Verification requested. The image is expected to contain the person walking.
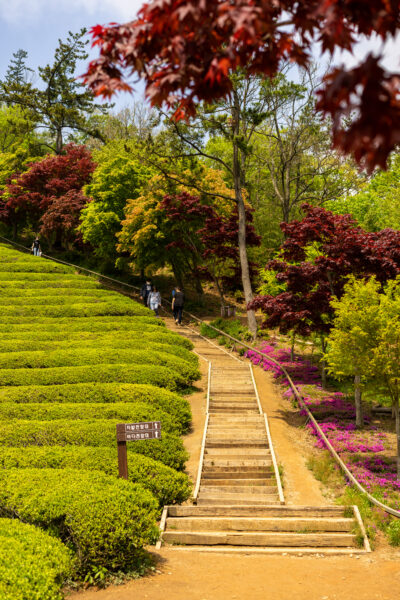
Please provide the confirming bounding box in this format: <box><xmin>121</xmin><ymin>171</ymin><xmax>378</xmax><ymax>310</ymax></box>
<box><xmin>172</xmin><ymin>286</ymin><xmax>185</xmax><ymax>325</ymax></box>
<box><xmin>140</xmin><ymin>279</ymin><xmax>153</xmax><ymax>307</ymax></box>
<box><xmin>31</xmin><ymin>237</ymin><xmax>41</xmax><ymax>257</ymax></box>
<box><xmin>148</xmin><ymin>287</ymin><xmax>162</xmax><ymax>317</ymax></box>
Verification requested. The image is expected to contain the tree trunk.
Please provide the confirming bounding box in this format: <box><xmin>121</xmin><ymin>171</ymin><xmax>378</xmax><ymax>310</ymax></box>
<box><xmin>320</xmin><ymin>337</ymin><xmax>327</xmax><ymax>388</ymax></box>
<box><xmin>193</xmin><ymin>274</ymin><xmax>204</xmax><ymax>301</ymax></box>
<box><xmin>354</xmin><ymin>373</ymin><xmax>364</xmax><ymax>428</ymax></box>
<box><xmin>12</xmin><ymin>220</ymin><xmax>17</xmax><ymax>242</ymax></box>
<box><xmin>232</xmin><ymin>95</ymin><xmax>257</xmax><ymax>338</ymax></box>
<box><xmin>55</xmin><ymin>129</ymin><xmax>63</xmax><ymax>155</ymax></box>
<box><xmin>290</xmin><ymin>331</ymin><xmax>296</xmax><ymax>362</ymax></box>
<box><xmin>395</xmin><ymin>399</ymin><xmax>400</xmax><ymax>479</ymax></box>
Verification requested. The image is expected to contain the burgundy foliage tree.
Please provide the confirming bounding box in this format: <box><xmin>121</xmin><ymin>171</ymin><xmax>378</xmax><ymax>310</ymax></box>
<box><xmin>83</xmin><ymin>1</ymin><xmax>400</xmax><ymax>171</ymax></box>
<box><xmin>0</xmin><ymin>144</ymin><xmax>95</xmax><ymax>247</ymax></box>
<box><xmin>161</xmin><ymin>191</ymin><xmax>260</xmax><ymax>302</ymax></box>
<box><xmin>250</xmin><ymin>204</ymin><xmax>400</xmax><ymax>339</ymax></box>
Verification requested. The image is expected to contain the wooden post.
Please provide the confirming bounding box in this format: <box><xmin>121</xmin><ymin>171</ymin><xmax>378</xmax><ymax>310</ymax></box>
<box><xmin>117</xmin><ymin>440</ymin><xmax>128</xmax><ymax>480</ymax></box>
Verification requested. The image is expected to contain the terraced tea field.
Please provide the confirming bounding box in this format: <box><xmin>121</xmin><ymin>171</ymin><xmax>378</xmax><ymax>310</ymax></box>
<box><xmin>0</xmin><ymin>244</ymin><xmax>199</xmax><ymax>598</ymax></box>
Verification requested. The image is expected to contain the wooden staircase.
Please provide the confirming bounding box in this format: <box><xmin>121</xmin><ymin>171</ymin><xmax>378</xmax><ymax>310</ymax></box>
<box><xmin>160</xmin><ymin>322</ymin><xmax>370</xmax><ymax>555</ymax></box>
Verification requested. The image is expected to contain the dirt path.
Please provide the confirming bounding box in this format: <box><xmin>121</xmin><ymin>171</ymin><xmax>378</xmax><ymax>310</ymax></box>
<box><xmin>70</xmin><ymin>550</ymin><xmax>399</xmax><ymax>600</ymax></box>
<box><xmin>71</xmin><ymin>325</ymin><xmax>400</xmax><ymax>600</ymax></box>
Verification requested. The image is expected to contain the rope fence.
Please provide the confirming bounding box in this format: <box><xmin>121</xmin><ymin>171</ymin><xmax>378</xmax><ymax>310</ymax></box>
<box><xmin>1</xmin><ymin>234</ymin><xmax>399</xmax><ymax>518</ymax></box>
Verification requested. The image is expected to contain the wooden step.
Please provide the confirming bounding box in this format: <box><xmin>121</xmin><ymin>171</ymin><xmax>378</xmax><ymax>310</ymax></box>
<box><xmin>200</xmin><ymin>485</ymin><xmax>277</xmax><ymax>495</ymax></box>
<box><xmin>201</xmin><ymin>478</ymin><xmax>274</xmax><ymax>486</ymax></box>
<box><xmin>206</xmin><ymin>440</ymin><xmax>268</xmax><ymax>448</ymax></box>
<box><xmin>162</xmin><ymin>531</ymin><xmax>357</xmax><ymax>547</ymax></box>
<box><xmin>196</xmin><ymin>497</ymin><xmax>280</xmax><ymax>506</ymax></box>
<box><xmin>202</xmin><ymin>469</ymin><xmax>273</xmax><ymax>478</ymax></box>
<box><xmin>168</xmin><ymin>506</ymin><xmax>348</xmax><ymax>518</ymax></box>
<box><xmin>203</xmin><ymin>460</ymin><xmax>272</xmax><ymax>468</ymax></box>
<box><xmin>166</xmin><ymin>517</ymin><xmax>354</xmax><ymax>533</ymax></box>
<box><xmin>205</xmin><ymin>447</ymin><xmax>270</xmax><ymax>456</ymax></box>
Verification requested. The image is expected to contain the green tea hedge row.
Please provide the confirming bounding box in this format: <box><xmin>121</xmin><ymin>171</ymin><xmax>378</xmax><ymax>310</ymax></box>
<box><xmin>0</xmin><ymin>285</ymin><xmax>107</xmax><ymax>296</ymax></box>
<box><xmin>0</xmin><ymin>448</ymin><xmax>191</xmax><ymax>506</ymax></box>
<box><xmin>0</xmin><ymin>276</ymin><xmax>100</xmax><ymax>288</ymax></box>
<box><xmin>0</xmin><ymin>293</ymin><xmax>126</xmax><ymax>305</ymax></box>
<box><xmin>0</xmin><ymin>351</ymin><xmax>198</xmax><ymax>384</ymax></box>
<box><xmin>0</xmin><ymin>469</ymin><xmax>158</xmax><ymax>576</ymax></box>
<box><xmin>0</xmin><ymin>315</ymin><xmax>159</xmax><ymax>331</ymax></box>
<box><xmin>0</xmin><ymin>301</ymin><xmax>151</xmax><ymax>317</ymax></box>
<box><xmin>0</xmin><ymin>383</ymin><xmax>191</xmax><ymax>432</ymax></box>
<box><xmin>0</xmin><ymin>518</ymin><xmax>74</xmax><ymax>600</ymax></box>
<box><xmin>0</xmin><ymin>261</ymin><xmax>74</xmax><ymax>273</ymax></box>
<box><xmin>0</xmin><ymin>330</ymin><xmax>193</xmax><ymax>352</ymax></box>
<box><xmin>0</xmin><ymin>364</ymin><xmax>185</xmax><ymax>390</ymax></box>
<box><xmin>0</xmin><ymin>422</ymin><xmax>187</xmax><ymax>469</ymax></box>
<box><xmin>0</xmin><ymin>345</ymin><xmax>197</xmax><ymax>371</ymax></box>
<box><xmin>0</xmin><ymin>401</ymin><xmax>177</xmax><ymax>432</ymax></box>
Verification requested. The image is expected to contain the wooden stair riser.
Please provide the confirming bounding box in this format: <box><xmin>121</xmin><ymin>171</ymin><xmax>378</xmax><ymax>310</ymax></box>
<box><xmin>166</xmin><ymin>517</ymin><xmax>354</xmax><ymax>533</ymax></box>
<box><xmin>201</xmin><ymin>478</ymin><xmax>275</xmax><ymax>486</ymax></box>
<box><xmin>206</xmin><ymin>441</ymin><xmax>268</xmax><ymax>448</ymax></box>
<box><xmin>202</xmin><ymin>470</ymin><xmax>273</xmax><ymax>479</ymax></box>
<box><xmin>168</xmin><ymin>506</ymin><xmax>348</xmax><ymax>518</ymax></box>
<box><xmin>162</xmin><ymin>531</ymin><xmax>357</xmax><ymax>547</ymax></box>
<box><xmin>196</xmin><ymin>498</ymin><xmax>280</xmax><ymax>506</ymax></box>
<box><xmin>200</xmin><ymin>485</ymin><xmax>277</xmax><ymax>495</ymax></box>
<box><xmin>204</xmin><ymin>448</ymin><xmax>270</xmax><ymax>456</ymax></box>
<box><xmin>203</xmin><ymin>461</ymin><xmax>272</xmax><ymax>469</ymax></box>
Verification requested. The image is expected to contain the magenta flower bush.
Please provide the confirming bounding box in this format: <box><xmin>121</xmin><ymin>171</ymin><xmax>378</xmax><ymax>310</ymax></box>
<box><xmin>246</xmin><ymin>342</ymin><xmax>400</xmax><ymax>506</ymax></box>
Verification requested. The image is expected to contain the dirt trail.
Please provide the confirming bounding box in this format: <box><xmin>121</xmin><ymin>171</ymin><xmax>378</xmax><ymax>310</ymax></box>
<box><xmin>71</xmin><ymin>324</ymin><xmax>400</xmax><ymax>600</ymax></box>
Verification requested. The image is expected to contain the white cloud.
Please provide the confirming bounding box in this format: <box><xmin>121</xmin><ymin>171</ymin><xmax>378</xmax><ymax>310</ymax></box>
<box><xmin>0</xmin><ymin>0</ymin><xmax>143</xmax><ymax>25</ymax></box>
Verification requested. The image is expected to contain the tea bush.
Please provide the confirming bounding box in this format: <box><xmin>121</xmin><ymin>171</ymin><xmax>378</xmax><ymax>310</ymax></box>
<box><xmin>0</xmin><ymin>469</ymin><xmax>158</xmax><ymax>576</ymax></box>
<box><xmin>0</xmin><ymin>448</ymin><xmax>191</xmax><ymax>506</ymax></box>
<box><xmin>0</xmin><ymin>383</ymin><xmax>191</xmax><ymax>432</ymax></box>
<box><xmin>0</xmin><ymin>518</ymin><xmax>74</xmax><ymax>600</ymax></box>
<box><xmin>0</xmin><ymin>363</ymin><xmax>185</xmax><ymax>389</ymax></box>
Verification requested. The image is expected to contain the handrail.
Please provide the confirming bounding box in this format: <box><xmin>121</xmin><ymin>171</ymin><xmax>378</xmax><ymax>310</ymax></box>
<box><xmin>263</xmin><ymin>413</ymin><xmax>285</xmax><ymax>505</ymax></box>
<box><xmin>193</xmin><ymin>413</ymin><xmax>209</xmax><ymax>502</ymax></box>
<box><xmin>2</xmin><ymin>235</ymin><xmax>399</xmax><ymax>518</ymax></box>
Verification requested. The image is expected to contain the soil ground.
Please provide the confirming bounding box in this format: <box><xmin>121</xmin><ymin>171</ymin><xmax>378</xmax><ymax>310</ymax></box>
<box><xmin>71</xmin><ymin>322</ymin><xmax>400</xmax><ymax>600</ymax></box>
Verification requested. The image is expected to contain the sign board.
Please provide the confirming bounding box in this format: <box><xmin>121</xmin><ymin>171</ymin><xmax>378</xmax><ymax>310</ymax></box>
<box><xmin>116</xmin><ymin>421</ymin><xmax>162</xmax><ymax>480</ymax></box>
<box><xmin>116</xmin><ymin>421</ymin><xmax>161</xmax><ymax>442</ymax></box>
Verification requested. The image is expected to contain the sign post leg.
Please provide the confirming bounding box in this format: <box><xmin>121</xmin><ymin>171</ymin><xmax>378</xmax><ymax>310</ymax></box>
<box><xmin>117</xmin><ymin>440</ymin><xmax>128</xmax><ymax>479</ymax></box>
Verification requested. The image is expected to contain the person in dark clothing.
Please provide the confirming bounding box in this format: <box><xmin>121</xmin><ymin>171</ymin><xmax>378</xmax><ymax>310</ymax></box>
<box><xmin>140</xmin><ymin>279</ymin><xmax>153</xmax><ymax>306</ymax></box>
<box><xmin>31</xmin><ymin>237</ymin><xmax>41</xmax><ymax>257</ymax></box>
<box><xmin>172</xmin><ymin>286</ymin><xmax>185</xmax><ymax>325</ymax></box>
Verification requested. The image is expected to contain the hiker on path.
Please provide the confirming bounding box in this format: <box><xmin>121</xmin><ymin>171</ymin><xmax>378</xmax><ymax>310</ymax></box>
<box><xmin>172</xmin><ymin>286</ymin><xmax>185</xmax><ymax>325</ymax></box>
<box><xmin>148</xmin><ymin>287</ymin><xmax>162</xmax><ymax>317</ymax></box>
<box><xmin>140</xmin><ymin>279</ymin><xmax>153</xmax><ymax>306</ymax></box>
<box><xmin>31</xmin><ymin>237</ymin><xmax>41</xmax><ymax>257</ymax></box>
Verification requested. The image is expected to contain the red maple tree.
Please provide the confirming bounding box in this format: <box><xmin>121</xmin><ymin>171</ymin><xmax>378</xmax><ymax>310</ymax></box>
<box><xmin>83</xmin><ymin>1</ymin><xmax>400</xmax><ymax>171</ymax></box>
<box><xmin>250</xmin><ymin>204</ymin><xmax>400</xmax><ymax>337</ymax></box>
<box><xmin>161</xmin><ymin>191</ymin><xmax>260</xmax><ymax>300</ymax></box>
<box><xmin>0</xmin><ymin>144</ymin><xmax>95</xmax><ymax>247</ymax></box>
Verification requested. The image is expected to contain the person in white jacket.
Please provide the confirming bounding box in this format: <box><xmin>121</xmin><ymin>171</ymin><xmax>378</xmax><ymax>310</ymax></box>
<box><xmin>147</xmin><ymin>287</ymin><xmax>162</xmax><ymax>317</ymax></box>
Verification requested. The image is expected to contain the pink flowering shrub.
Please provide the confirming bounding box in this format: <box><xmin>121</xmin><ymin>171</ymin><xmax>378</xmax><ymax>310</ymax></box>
<box><xmin>246</xmin><ymin>342</ymin><xmax>400</xmax><ymax>501</ymax></box>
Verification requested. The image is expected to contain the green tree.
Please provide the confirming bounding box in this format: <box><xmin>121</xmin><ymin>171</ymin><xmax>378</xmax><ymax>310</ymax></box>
<box><xmin>326</xmin><ymin>154</ymin><xmax>400</xmax><ymax>232</ymax></box>
<box><xmin>325</xmin><ymin>277</ymin><xmax>382</xmax><ymax>428</ymax></box>
<box><xmin>0</xmin><ymin>105</ymin><xmax>42</xmax><ymax>191</ymax></box>
<box><xmin>372</xmin><ymin>279</ymin><xmax>400</xmax><ymax>477</ymax></box>
<box><xmin>3</xmin><ymin>49</ymin><xmax>34</xmax><ymax>91</ymax></box>
<box><xmin>1</xmin><ymin>30</ymin><xmax>108</xmax><ymax>154</ymax></box>
<box><xmin>79</xmin><ymin>141</ymin><xmax>152</xmax><ymax>263</ymax></box>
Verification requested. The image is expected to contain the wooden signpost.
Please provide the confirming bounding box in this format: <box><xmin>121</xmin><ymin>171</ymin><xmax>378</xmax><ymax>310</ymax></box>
<box><xmin>116</xmin><ymin>421</ymin><xmax>161</xmax><ymax>480</ymax></box>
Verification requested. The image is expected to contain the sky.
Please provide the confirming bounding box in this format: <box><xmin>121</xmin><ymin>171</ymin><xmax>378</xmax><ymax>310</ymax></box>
<box><xmin>0</xmin><ymin>0</ymin><xmax>143</xmax><ymax>110</ymax></box>
<box><xmin>0</xmin><ymin>0</ymin><xmax>399</xmax><ymax>111</ymax></box>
